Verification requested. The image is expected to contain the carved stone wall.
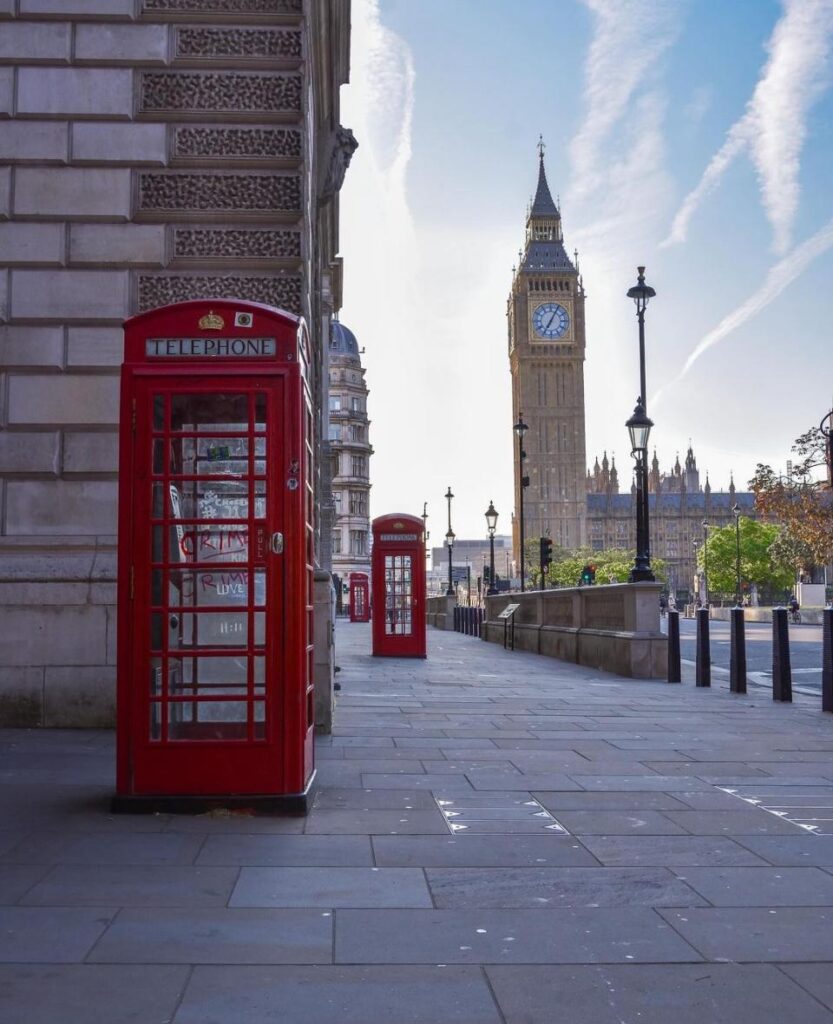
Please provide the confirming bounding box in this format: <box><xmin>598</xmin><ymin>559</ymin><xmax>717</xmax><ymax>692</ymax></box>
<box><xmin>176</xmin><ymin>28</ymin><xmax>302</xmax><ymax>60</ymax></box>
<box><xmin>138</xmin><ymin>272</ymin><xmax>302</xmax><ymax>314</ymax></box>
<box><xmin>138</xmin><ymin>172</ymin><xmax>301</xmax><ymax>214</ymax></box>
<box><xmin>140</xmin><ymin>71</ymin><xmax>301</xmax><ymax>116</ymax></box>
<box><xmin>173</xmin><ymin>126</ymin><xmax>302</xmax><ymax>162</ymax></box>
<box><xmin>172</xmin><ymin>227</ymin><xmax>301</xmax><ymax>260</ymax></box>
<box><xmin>143</xmin><ymin>0</ymin><xmax>303</xmax><ymax>14</ymax></box>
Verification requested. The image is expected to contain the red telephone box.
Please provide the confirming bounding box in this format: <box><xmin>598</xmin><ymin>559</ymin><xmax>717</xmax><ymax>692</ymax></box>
<box><xmin>349</xmin><ymin>572</ymin><xmax>370</xmax><ymax>622</ymax></box>
<box><xmin>114</xmin><ymin>300</ymin><xmax>316</xmax><ymax>813</ymax></box>
<box><xmin>371</xmin><ymin>514</ymin><xmax>426</xmax><ymax>658</ymax></box>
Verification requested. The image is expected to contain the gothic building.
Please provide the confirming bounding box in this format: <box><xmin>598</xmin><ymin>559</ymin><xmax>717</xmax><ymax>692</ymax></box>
<box><xmin>510</xmin><ymin>149</ymin><xmax>754</xmax><ymax>597</ymax></box>
<box><xmin>328</xmin><ymin>320</ymin><xmax>372</xmax><ymax>585</ymax></box>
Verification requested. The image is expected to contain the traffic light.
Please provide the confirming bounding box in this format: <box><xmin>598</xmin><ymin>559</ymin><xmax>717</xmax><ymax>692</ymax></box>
<box><xmin>483</xmin><ymin>565</ymin><xmax>492</xmax><ymax>584</ymax></box>
<box><xmin>580</xmin><ymin>564</ymin><xmax>596</xmax><ymax>586</ymax></box>
<box><xmin>539</xmin><ymin>536</ymin><xmax>553</xmax><ymax>570</ymax></box>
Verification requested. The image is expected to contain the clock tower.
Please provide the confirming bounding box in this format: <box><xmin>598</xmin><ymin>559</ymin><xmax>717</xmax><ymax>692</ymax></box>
<box><xmin>508</xmin><ymin>143</ymin><xmax>587</xmax><ymax>564</ymax></box>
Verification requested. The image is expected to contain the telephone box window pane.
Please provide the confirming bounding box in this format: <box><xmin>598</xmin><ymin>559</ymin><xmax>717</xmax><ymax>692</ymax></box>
<box><xmin>175</xmin><ymin>525</ymin><xmax>250</xmax><ymax>564</ymax></box>
<box><xmin>167</xmin><ymin>569</ymin><xmax>263</xmax><ymax>606</ymax></box>
<box><xmin>254</xmin><ymin>656</ymin><xmax>265</xmax><ymax>692</ymax></box>
<box><xmin>168</xmin><ymin>702</ymin><xmax>248</xmax><ymax>742</ymax></box>
<box><xmin>150</xmin><ymin>613</ymin><xmax>164</xmax><ymax>651</ymax></box>
<box><xmin>170</xmin><ymin>394</ymin><xmax>249</xmax><ymax>431</ymax></box>
<box><xmin>153</xmin><ymin>395</ymin><xmax>165</xmax><ymax>430</ymax></box>
<box><xmin>167</xmin><ymin>481</ymin><xmax>249</xmax><ymax>521</ymax></box>
<box><xmin>151</xmin><ymin>483</ymin><xmax>165</xmax><ymax>519</ymax></box>
<box><xmin>152</xmin><ymin>440</ymin><xmax>167</xmax><ymax>474</ymax></box>
<box><xmin>175</xmin><ymin>611</ymin><xmax>249</xmax><ymax>647</ymax></box>
<box><xmin>254</xmin><ymin>480</ymin><xmax>266</xmax><ymax>519</ymax></box>
<box><xmin>151</xmin><ymin>569</ymin><xmax>163</xmax><ymax>606</ymax></box>
<box><xmin>254</xmin><ymin>394</ymin><xmax>267</xmax><ymax>431</ymax></box>
<box><xmin>152</xmin><ymin>526</ymin><xmax>165</xmax><ymax>563</ymax></box>
<box><xmin>149</xmin><ymin>658</ymin><xmax>162</xmax><ymax>697</ymax></box>
<box><xmin>169</xmin><ymin>655</ymin><xmax>248</xmax><ymax>693</ymax></box>
<box><xmin>150</xmin><ymin>702</ymin><xmax>162</xmax><ymax>741</ymax></box>
<box><xmin>254</xmin><ymin>701</ymin><xmax>266</xmax><ymax>740</ymax></box>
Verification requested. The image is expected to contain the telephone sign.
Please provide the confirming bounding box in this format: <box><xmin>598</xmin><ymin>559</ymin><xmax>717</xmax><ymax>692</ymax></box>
<box><xmin>114</xmin><ymin>300</ymin><xmax>316</xmax><ymax>813</ymax></box>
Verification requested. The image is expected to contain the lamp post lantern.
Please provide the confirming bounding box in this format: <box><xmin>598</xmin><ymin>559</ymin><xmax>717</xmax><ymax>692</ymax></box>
<box><xmin>514</xmin><ymin>414</ymin><xmax>529</xmax><ymax>592</ymax></box>
<box><xmin>732</xmin><ymin>502</ymin><xmax>742</xmax><ymax>606</ymax></box>
<box><xmin>625</xmin><ymin>267</ymin><xmax>656</xmax><ymax>584</ymax></box>
<box><xmin>445</xmin><ymin>486</ymin><xmax>455</xmax><ymax>597</ymax></box>
<box><xmin>701</xmin><ymin>518</ymin><xmax>709</xmax><ymax>607</ymax></box>
<box><xmin>626</xmin><ymin>398</ymin><xmax>654</xmax><ymax>582</ymax></box>
<box><xmin>485</xmin><ymin>500</ymin><xmax>498</xmax><ymax>596</ymax></box>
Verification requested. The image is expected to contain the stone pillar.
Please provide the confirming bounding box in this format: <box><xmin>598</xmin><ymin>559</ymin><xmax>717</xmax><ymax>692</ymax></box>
<box><xmin>313</xmin><ymin>570</ymin><xmax>335</xmax><ymax>734</ymax></box>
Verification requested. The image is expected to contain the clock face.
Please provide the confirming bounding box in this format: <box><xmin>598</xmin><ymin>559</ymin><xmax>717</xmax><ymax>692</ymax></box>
<box><xmin>532</xmin><ymin>302</ymin><xmax>570</xmax><ymax>339</ymax></box>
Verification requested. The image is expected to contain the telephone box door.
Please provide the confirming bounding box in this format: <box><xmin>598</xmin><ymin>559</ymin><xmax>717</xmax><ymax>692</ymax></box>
<box><xmin>129</xmin><ymin>378</ymin><xmax>287</xmax><ymax>795</ymax></box>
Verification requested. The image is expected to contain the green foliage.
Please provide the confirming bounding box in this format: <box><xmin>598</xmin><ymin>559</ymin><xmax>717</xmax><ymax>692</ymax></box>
<box><xmin>697</xmin><ymin>518</ymin><xmax>794</xmax><ymax>596</ymax></box>
<box><xmin>524</xmin><ymin>543</ymin><xmax>667</xmax><ymax>588</ymax></box>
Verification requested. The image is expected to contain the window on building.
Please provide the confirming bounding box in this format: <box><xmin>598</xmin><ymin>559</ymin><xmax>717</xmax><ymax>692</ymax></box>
<box><xmin>349</xmin><ymin>529</ymin><xmax>367</xmax><ymax>555</ymax></box>
<box><xmin>350</xmin><ymin>424</ymin><xmax>365</xmax><ymax>442</ymax></box>
<box><xmin>333</xmin><ymin>491</ymin><xmax>342</xmax><ymax>509</ymax></box>
<box><xmin>331</xmin><ymin>530</ymin><xmax>342</xmax><ymax>554</ymax></box>
<box><xmin>349</xmin><ymin>490</ymin><xmax>367</xmax><ymax>515</ymax></box>
<box><xmin>328</xmin><ymin>396</ymin><xmax>341</xmax><ymax>411</ymax></box>
<box><xmin>328</xmin><ymin>424</ymin><xmax>341</xmax><ymax>441</ymax></box>
<box><xmin>351</xmin><ymin>455</ymin><xmax>367</xmax><ymax>477</ymax></box>
<box><xmin>350</xmin><ymin>397</ymin><xmax>363</xmax><ymax>413</ymax></box>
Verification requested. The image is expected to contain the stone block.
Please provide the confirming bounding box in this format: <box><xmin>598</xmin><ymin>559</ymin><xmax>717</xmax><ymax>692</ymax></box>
<box><xmin>66</xmin><ymin>326</ymin><xmax>123</xmax><ymax>368</ymax></box>
<box><xmin>8</xmin><ymin>374</ymin><xmax>119</xmax><ymax>426</ymax></box>
<box><xmin>17</xmin><ymin>68</ymin><xmax>133</xmax><ymax>118</ymax></box>
<box><xmin>0</xmin><ymin>667</ymin><xmax>44</xmax><ymax>727</ymax></box>
<box><xmin>44</xmin><ymin>665</ymin><xmax>115</xmax><ymax>728</ymax></box>
<box><xmin>0</xmin><ymin>69</ymin><xmax>12</xmax><ymax>117</ymax></box>
<box><xmin>5</xmin><ymin>479</ymin><xmax>117</xmax><ymax>534</ymax></box>
<box><xmin>0</xmin><ymin>326</ymin><xmax>64</xmax><ymax>368</ymax></box>
<box><xmin>0</xmin><ymin>121</ymin><xmax>68</xmax><ymax>163</ymax></box>
<box><xmin>76</xmin><ymin>24</ymin><xmax>170</xmax><ymax>64</ymax></box>
<box><xmin>69</xmin><ymin>224</ymin><xmax>166</xmax><ymax>266</ymax></box>
<box><xmin>14</xmin><ymin>168</ymin><xmax>132</xmax><ymax>219</ymax></box>
<box><xmin>0</xmin><ymin>581</ymin><xmax>89</xmax><ymax>605</ymax></box>
<box><xmin>63</xmin><ymin>431</ymin><xmax>118</xmax><ymax>474</ymax></box>
<box><xmin>139</xmin><ymin>70</ymin><xmax>301</xmax><ymax>119</ymax></box>
<box><xmin>89</xmin><ymin>581</ymin><xmax>117</xmax><ymax>604</ymax></box>
<box><xmin>138</xmin><ymin>271</ymin><xmax>300</xmax><ymax>315</ymax></box>
<box><xmin>0</xmin><ymin>166</ymin><xmax>9</xmax><ymax>218</ymax></box>
<box><xmin>0</xmin><ymin>22</ymin><xmax>71</xmax><ymax>62</ymax></box>
<box><xmin>0</xmin><ymin>0</ymin><xmax>11</xmax><ymax>16</ymax></box>
<box><xmin>0</xmin><ymin>604</ymin><xmax>107</xmax><ymax>666</ymax></box>
<box><xmin>0</xmin><ymin>269</ymin><xmax>8</xmax><ymax>323</ymax></box>
<box><xmin>72</xmin><ymin>122</ymin><xmax>168</xmax><ymax>166</ymax></box>
<box><xmin>11</xmin><ymin>270</ymin><xmax>130</xmax><ymax>320</ymax></box>
<box><xmin>21</xmin><ymin>0</ymin><xmax>135</xmax><ymax>16</ymax></box>
<box><xmin>0</xmin><ymin>543</ymin><xmax>114</xmax><ymax>583</ymax></box>
<box><xmin>0</xmin><ymin>223</ymin><xmax>65</xmax><ymax>266</ymax></box>
<box><xmin>0</xmin><ymin>432</ymin><xmax>59</xmax><ymax>473</ymax></box>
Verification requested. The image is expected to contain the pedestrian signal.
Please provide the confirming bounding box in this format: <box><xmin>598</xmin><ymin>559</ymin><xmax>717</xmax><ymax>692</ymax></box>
<box><xmin>580</xmin><ymin>564</ymin><xmax>596</xmax><ymax>585</ymax></box>
<box><xmin>539</xmin><ymin>536</ymin><xmax>553</xmax><ymax>571</ymax></box>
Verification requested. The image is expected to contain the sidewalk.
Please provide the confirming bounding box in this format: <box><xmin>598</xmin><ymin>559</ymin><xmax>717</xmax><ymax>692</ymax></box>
<box><xmin>3</xmin><ymin>622</ymin><xmax>833</xmax><ymax>1022</ymax></box>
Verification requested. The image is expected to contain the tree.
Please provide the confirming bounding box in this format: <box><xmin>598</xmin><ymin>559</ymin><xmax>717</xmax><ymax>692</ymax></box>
<box><xmin>749</xmin><ymin>424</ymin><xmax>833</xmax><ymax>566</ymax></box>
<box><xmin>698</xmin><ymin>518</ymin><xmax>793</xmax><ymax>597</ymax></box>
<box><xmin>529</xmin><ymin>545</ymin><xmax>667</xmax><ymax>588</ymax></box>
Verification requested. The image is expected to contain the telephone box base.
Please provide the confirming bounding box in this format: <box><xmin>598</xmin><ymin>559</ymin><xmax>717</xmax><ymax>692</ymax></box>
<box><xmin>110</xmin><ymin>772</ymin><xmax>316</xmax><ymax>817</ymax></box>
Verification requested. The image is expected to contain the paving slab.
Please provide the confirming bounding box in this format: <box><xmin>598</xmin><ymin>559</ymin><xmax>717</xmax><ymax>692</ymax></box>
<box><xmin>734</xmin><ymin>836</ymin><xmax>833</xmax><ymax>865</ymax></box>
<box><xmin>304</xmin><ymin>808</ymin><xmax>449</xmax><ymax>834</ymax></box>
<box><xmin>196</xmin><ymin>835</ymin><xmax>373</xmax><ymax>867</ymax></box>
<box><xmin>88</xmin><ymin>907</ymin><xmax>333</xmax><ymax>964</ymax></box>
<box><xmin>174</xmin><ymin>965</ymin><xmax>503</xmax><ymax>1024</ymax></box>
<box><xmin>230</xmin><ymin>867</ymin><xmax>433</xmax><ymax>908</ymax></box>
<box><xmin>21</xmin><ymin>864</ymin><xmax>239</xmax><ymax>908</ymax></box>
<box><xmin>0</xmin><ymin>863</ymin><xmax>50</xmax><ymax>903</ymax></box>
<box><xmin>312</xmin><ymin>787</ymin><xmax>438</xmax><ymax>809</ymax></box>
<box><xmin>672</xmin><ymin>866</ymin><xmax>833</xmax><ymax>906</ymax></box>
<box><xmin>552</xmin><ymin>810</ymin><xmax>687</xmax><ymax>835</ymax></box>
<box><xmin>0</xmin><ymin>906</ymin><xmax>115</xmax><ymax>962</ymax></box>
<box><xmin>2</xmin><ymin>830</ymin><xmax>204</xmax><ymax>866</ymax></box>
<box><xmin>425</xmin><ymin>867</ymin><xmax>705</xmax><ymax>908</ymax></box>
<box><xmin>533</xmin><ymin>791</ymin><xmax>689</xmax><ymax>811</ymax></box>
<box><xmin>781</xmin><ymin>963</ymin><xmax>833</xmax><ymax>1013</ymax></box>
<box><xmin>580</xmin><ymin>836</ymin><xmax>770</xmax><ymax>866</ymax></box>
<box><xmin>663</xmin><ymin>809</ymin><xmax>808</xmax><ymax>835</ymax></box>
<box><xmin>372</xmin><ymin>834</ymin><xmax>599</xmax><ymax>867</ymax></box>
<box><xmin>658</xmin><ymin>907</ymin><xmax>833</xmax><ymax>961</ymax></box>
<box><xmin>334</xmin><ymin>907</ymin><xmax>702</xmax><ymax>964</ymax></box>
<box><xmin>485</xmin><ymin>964</ymin><xmax>833</xmax><ymax>1024</ymax></box>
<box><xmin>0</xmin><ymin>964</ymin><xmax>190</xmax><ymax>1024</ymax></box>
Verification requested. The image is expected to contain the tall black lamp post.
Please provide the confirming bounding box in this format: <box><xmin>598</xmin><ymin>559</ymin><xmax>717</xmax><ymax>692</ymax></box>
<box><xmin>445</xmin><ymin>486</ymin><xmax>455</xmax><ymax>597</ymax></box>
<box><xmin>626</xmin><ymin>266</ymin><xmax>656</xmax><ymax>583</ymax></box>
<box><xmin>821</xmin><ymin>409</ymin><xmax>833</xmax><ymax>489</ymax></box>
<box><xmin>514</xmin><ymin>414</ymin><xmax>529</xmax><ymax>591</ymax></box>
<box><xmin>732</xmin><ymin>502</ymin><xmax>742</xmax><ymax>606</ymax></box>
<box><xmin>485</xmin><ymin>500</ymin><xmax>498</xmax><ymax>596</ymax></box>
<box><xmin>701</xmin><ymin>518</ymin><xmax>709</xmax><ymax>607</ymax></box>
<box><xmin>626</xmin><ymin>399</ymin><xmax>654</xmax><ymax>581</ymax></box>
<box><xmin>421</xmin><ymin>502</ymin><xmax>430</xmax><ymax>580</ymax></box>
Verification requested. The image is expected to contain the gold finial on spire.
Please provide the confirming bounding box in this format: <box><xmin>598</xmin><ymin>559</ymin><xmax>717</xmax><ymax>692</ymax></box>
<box><xmin>537</xmin><ymin>134</ymin><xmax>546</xmax><ymax>160</ymax></box>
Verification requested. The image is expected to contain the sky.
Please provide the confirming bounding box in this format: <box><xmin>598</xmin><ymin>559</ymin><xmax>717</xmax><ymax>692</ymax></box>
<box><xmin>338</xmin><ymin>0</ymin><xmax>833</xmax><ymax>541</ymax></box>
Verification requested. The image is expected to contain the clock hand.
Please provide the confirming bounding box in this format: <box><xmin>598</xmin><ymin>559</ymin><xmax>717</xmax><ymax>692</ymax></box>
<box><xmin>544</xmin><ymin>310</ymin><xmax>557</xmax><ymax>329</ymax></box>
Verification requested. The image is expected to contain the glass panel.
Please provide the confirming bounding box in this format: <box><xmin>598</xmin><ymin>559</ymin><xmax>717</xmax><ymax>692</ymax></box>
<box><xmin>152</xmin><ymin>525</ymin><xmax>165</xmax><ymax>563</ymax></box>
<box><xmin>254</xmin><ymin>656</ymin><xmax>265</xmax><ymax>692</ymax></box>
<box><xmin>174</xmin><ymin>524</ymin><xmax>250</xmax><ymax>564</ymax></box>
<box><xmin>150</xmin><ymin>612</ymin><xmax>164</xmax><ymax>651</ymax></box>
<box><xmin>151</xmin><ymin>569</ymin><xmax>163</xmax><ymax>606</ymax></box>
<box><xmin>150</xmin><ymin>701</ymin><xmax>162</xmax><ymax>741</ymax></box>
<box><xmin>152</xmin><ymin>439</ymin><xmax>167</xmax><ymax>474</ymax></box>
<box><xmin>384</xmin><ymin>555</ymin><xmax>413</xmax><ymax>636</ymax></box>
<box><xmin>255</xmin><ymin>393</ymin><xmax>266</xmax><ymax>431</ymax></box>
<box><xmin>168</xmin><ymin>701</ymin><xmax>249</xmax><ymax>742</ymax></box>
<box><xmin>153</xmin><ymin>395</ymin><xmax>165</xmax><ymax>430</ymax></box>
<box><xmin>167</xmin><ymin>481</ymin><xmax>249</xmax><ymax>521</ymax></box>
<box><xmin>167</xmin><ymin>569</ymin><xmax>264</xmax><ymax>606</ymax></box>
<box><xmin>175</xmin><ymin>611</ymin><xmax>249</xmax><ymax>648</ymax></box>
<box><xmin>149</xmin><ymin>657</ymin><xmax>163</xmax><ymax>696</ymax></box>
<box><xmin>151</xmin><ymin>483</ymin><xmax>165</xmax><ymax>519</ymax></box>
<box><xmin>168</xmin><ymin>655</ymin><xmax>248</xmax><ymax>694</ymax></box>
<box><xmin>170</xmin><ymin>394</ymin><xmax>249</xmax><ymax>431</ymax></box>
<box><xmin>254</xmin><ymin>480</ymin><xmax>266</xmax><ymax>519</ymax></box>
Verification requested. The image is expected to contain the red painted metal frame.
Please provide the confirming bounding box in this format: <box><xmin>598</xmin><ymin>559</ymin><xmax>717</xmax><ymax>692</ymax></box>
<box><xmin>116</xmin><ymin>300</ymin><xmax>314</xmax><ymax>807</ymax></box>
<box><xmin>349</xmin><ymin>572</ymin><xmax>370</xmax><ymax>623</ymax></box>
<box><xmin>371</xmin><ymin>513</ymin><xmax>426</xmax><ymax>658</ymax></box>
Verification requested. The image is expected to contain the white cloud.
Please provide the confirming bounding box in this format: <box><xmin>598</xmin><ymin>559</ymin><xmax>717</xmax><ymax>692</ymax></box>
<box><xmin>653</xmin><ymin>215</ymin><xmax>833</xmax><ymax>406</ymax></box>
<box><xmin>663</xmin><ymin>0</ymin><xmax>833</xmax><ymax>253</ymax></box>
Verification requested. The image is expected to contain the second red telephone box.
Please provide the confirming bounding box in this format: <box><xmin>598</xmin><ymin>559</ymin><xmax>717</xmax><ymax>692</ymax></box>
<box><xmin>349</xmin><ymin>572</ymin><xmax>370</xmax><ymax>622</ymax></box>
<box><xmin>114</xmin><ymin>299</ymin><xmax>316</xmax><ymax>813</ymax></box>
<box><xmin>371</xmin><ymin>514</ymin><xmax>426</xmax><ymax>658</ymax></box>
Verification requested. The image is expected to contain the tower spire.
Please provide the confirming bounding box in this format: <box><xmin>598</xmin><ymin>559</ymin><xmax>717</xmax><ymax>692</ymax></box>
<box><xmin>531</xmin><ymin>142</ymin><xmax>559</xmax><ymax>217</ymax></box>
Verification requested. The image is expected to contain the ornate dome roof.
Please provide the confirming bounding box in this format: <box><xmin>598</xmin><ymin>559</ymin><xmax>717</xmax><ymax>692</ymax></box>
<box><xmin>329</xmin><ymin>319</ymin><xmax>360</xmax><ymax>363</ymax></box>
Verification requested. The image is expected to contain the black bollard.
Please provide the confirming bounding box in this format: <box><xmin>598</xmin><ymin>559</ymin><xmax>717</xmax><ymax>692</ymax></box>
<box><xmin>454</xmin><ymin>607</ymin><xmax>459</xmax><ymax>632</ymax></box>
<box><xmin>823</xmin><ymin>608</ymin><xmax>833</xmax><ymax>713</ymax></box>
<box><xmin>696</xmin><ymin>607</ymin><xmax>711</xmax><ymax>687</ymax></box>
<box><xmin>772</xmin><ymin>607</ymin><xmax>792</xmax><ymax>703</ymax></box>
<box><xmin>667</xmin><ymin>609</ymin><xmax>681</xmax><ymax>683</ymax></box>
<box><xmin>729</xmin><ymin>606</ymin><xmax>747</xmax><ymax>694</ymax></box>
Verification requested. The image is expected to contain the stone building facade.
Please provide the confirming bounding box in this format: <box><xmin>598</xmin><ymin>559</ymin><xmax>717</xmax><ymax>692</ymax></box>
<box><xmin>327</xmin><ymin>319</ymin><xmax>372</xmax><ymax>587</ymax></box>
<box><xmin>508</xmin><ymin>148</ymin><xmax>587</xmax><ymax>554</ymax></box>
<box><xmin>0</xmin><ymin>0</ymin><xmax>354</xmax><ymax>725</ymax></box>
<box><xmin>509</xmin><ymin>149</ymin><xmax>754</xmax><ymax>598</ymax></box>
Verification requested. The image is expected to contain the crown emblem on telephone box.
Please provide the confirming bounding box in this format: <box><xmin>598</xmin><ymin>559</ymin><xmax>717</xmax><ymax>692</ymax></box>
<box><xmin>198</xmin><ymin>310</ymin><xmax>224</xmax><ymax>331</ymax></box>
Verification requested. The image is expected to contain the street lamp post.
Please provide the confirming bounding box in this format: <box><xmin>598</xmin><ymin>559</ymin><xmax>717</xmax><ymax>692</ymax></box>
<box><xmin>445</xmin><ymin>486</ymin><xmax>455</xmax><ymax>597</ymax></box>
<box><xmin>821</xmin><ymin>409</ymin><xmax>833</xmax><ymax>489</ymax></box>
<box><xmin>626</xmin><ymin>267</ymin><xmax>656</xmax><ymax>583</ymax></box>
<box><xmin>626</xmin><ymin>399</ymin><xmax>654</xmax><ymax>582</ymax></box>
<box><xmin>732</xmin><ymin>502</ymin><xmax>741</xmax><ymax>606</ymax></box>
<box><xmin>485</xmin><ymin>500</ymin><xmax>498</xmax><ymax>596</ymax></box>
<box><xmin>701</xmin><ymin>518</ymin><xmax>709</xmax><ymax>607</ymax></box>
<box><xmin>514</xmin><ymin>414</ymin><xmax>529</xmax><ymax>592</ymax></box>
<box><xmin>421</xmin><ymin>502</ymin><xmax>429</xmax><ymax>572</ymax></box>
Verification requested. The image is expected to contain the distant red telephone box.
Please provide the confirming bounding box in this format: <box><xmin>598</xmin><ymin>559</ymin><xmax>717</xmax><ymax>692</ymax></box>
<box><xmin>349</xmin><ymin>572</ymin><xmax>370</xmax><ymax>623</ymax></box>
<box><xmin>371</xmin><ymin>514</ymin><xmax>426</xmax><ymax>658</ymax></box>
<box><xmin>114</xmin><ymin>300</ymin><xmax>316</xmax><ymax>813</ymax></box>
